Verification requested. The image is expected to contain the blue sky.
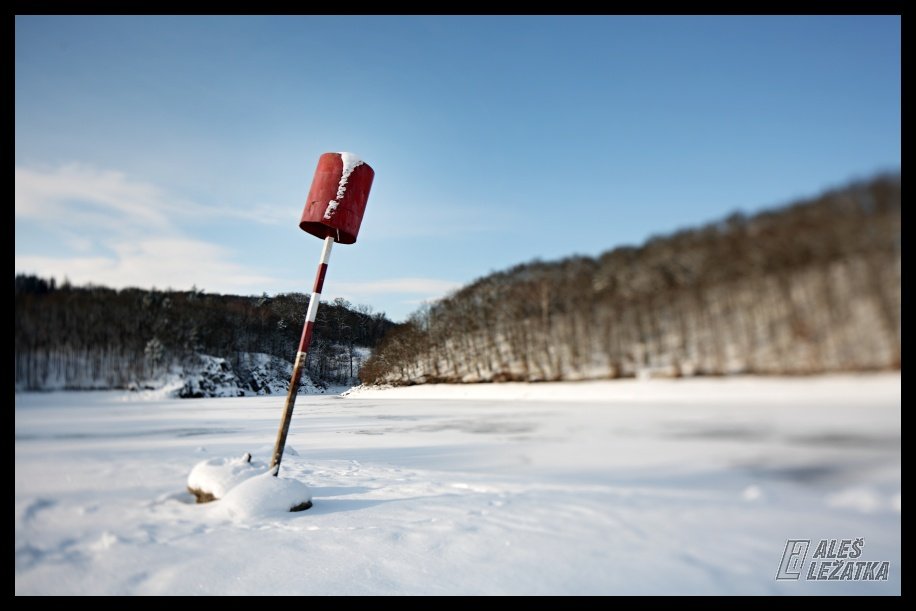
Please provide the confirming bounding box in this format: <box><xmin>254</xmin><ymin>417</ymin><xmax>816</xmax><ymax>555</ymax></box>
<box><xmin>15</xmin><ymin>16</ymin><xmax>900</xmax><ymax>321</ymax></box>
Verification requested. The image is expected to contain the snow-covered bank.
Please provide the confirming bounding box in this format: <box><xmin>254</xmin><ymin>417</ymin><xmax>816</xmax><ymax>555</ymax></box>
<box><xmin>14</xmin><ymin>350</ymin><xmax>333</xmax><ymax>398</ymax></box>
<box><xmin>346</xmin><ymin>372</ymin><xmax>901</xmax><ymax>404</ymax></box>
<box><xmin>15</xmin><ymin>374</ymin><xmax>900</xmax><ymax>595</ymax></box>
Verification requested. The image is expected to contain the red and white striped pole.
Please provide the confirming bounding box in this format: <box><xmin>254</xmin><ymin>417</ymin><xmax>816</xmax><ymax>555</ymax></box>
<box><xmin>270</xmin><ymin>234</ymin><xmax>335</xmax><ymax>472</ymax></box>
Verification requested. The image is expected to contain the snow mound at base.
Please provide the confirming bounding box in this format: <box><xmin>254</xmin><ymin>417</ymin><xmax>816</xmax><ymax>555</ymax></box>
<box><xmin>218</xmin><ymin>469</ymin><xmax>312</xmax><ymax>518</ymax></box>
<box><xmin>187</xmin><ymin>453</ymin><xmax>268</xmax><ymax>499</ymax></box>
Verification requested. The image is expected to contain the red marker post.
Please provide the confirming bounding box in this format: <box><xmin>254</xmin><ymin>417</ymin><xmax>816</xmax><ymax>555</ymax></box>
<box><xmin>270</xmin><ymin>152</ymin><xmax>375</xmax><ymax>473</ymax></box>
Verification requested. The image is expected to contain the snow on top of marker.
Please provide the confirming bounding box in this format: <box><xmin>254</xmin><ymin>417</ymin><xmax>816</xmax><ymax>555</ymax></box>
<box><xmin>324</xmin><ymin>151</ymin><xmax>365</xmax><ymax>220</ymax></box>
<box><xmin>338</xmin><ymin>151</ymin><xmax>363</xmax><ymax>175</ymax></box>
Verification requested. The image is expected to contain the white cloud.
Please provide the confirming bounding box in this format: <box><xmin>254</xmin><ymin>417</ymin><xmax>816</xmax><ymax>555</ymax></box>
<box><xmin>14</xmin><ymin>164</ymin><xmax>467</xmax><ymax>304</ymax></box>
<box><xmin>16</xmin><ymin>239</ymin><xmax>275</xmax><ymax>293</ymax></box>
<box><xmin>15</xmin><ymin>163</ymin><xmax>291</xmax><ymax>228</ymax></box>
<box><xmin>15</xmin><ymin>164</ymin><xmax>174</xmax><ymax>229</ymax></box>
<box><xmin>366</xmin><ymin>201</ymin><xmax>510</xmax><ymax>239</ymax></box>
<box><xmin>15</xmin><ymin>163</ymin><xmax>277</xmax><ymax>294</ymax></box>
<box><xmin>229</xmin><ymin>202</ymin><xmax>298</xmax><ymax>226</ymax></box>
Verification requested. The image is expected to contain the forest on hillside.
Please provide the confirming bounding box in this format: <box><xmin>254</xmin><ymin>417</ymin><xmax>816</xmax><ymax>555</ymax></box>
<box><xmin>15</xmin><ymin>280</ymin><xmax>394</xmax><ymax>391</ymax></box>
<box><xmin>361</xmin><ymin>174</ymin><xmax>901</xmax><ymax>385</ymax></box>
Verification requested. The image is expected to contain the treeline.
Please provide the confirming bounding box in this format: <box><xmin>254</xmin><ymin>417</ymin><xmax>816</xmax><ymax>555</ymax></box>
<box><xmin>15</xmin><ymin>279</ymin><xmax>394</xmax><ymax>390</ymax></box>
<box><xmin>361</xmin><ymin>174</ymin><xmax>900</xmax><ymax>385</ymax></box>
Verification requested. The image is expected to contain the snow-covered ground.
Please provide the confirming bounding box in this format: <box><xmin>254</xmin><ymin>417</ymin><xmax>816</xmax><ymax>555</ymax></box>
<box><xmin>15</xmin><ymin>374</ymin><xmax>900</xmax><ymax>595</ymax></box>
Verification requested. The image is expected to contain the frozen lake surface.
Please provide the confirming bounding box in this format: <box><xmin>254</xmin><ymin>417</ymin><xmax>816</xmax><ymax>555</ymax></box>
<box><xmin>15</xmin><ymin>374</ymin><xmax>900</xmax><ymax>595</ymax></box>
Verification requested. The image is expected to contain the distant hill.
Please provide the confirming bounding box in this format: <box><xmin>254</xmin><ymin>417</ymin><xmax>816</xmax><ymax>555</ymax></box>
<box><xmin>15</xmin><ymin>280</ymin><xmax>394</xmax><ymax>394</ymax></box>
<box><xmin>361</xmin><ymin>174</ymin><xmax>900</xmax><ymax>385</ymax></box>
